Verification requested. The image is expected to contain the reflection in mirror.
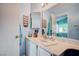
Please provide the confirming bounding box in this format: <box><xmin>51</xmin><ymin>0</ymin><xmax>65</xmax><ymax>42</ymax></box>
<box><xmin>30</xmin><ymin>12</ymin><xmax>41</xmax><ymax>36</ymax></box>
<box><xmin>56</xmin><ymin>15</ymin><xmax>68</xmax><ymax>37</ymax></box>
<box><xmin>42</xmin><ymin>3</ymin><xmax>79</xmax><ymax>41</ymax></box>
<box><xmin>31</xmin><ymin>12</ymin><xmax>41</xmax><ymax>28</ymax></box>
<box><xmin>42</xmin><ymin>11</ymin><xmax>54</xmax><ymax>39</ymax></box>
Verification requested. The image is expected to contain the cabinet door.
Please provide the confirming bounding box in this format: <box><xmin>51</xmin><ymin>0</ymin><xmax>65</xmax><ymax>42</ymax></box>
<box><xmin>26</xmin><ymin>39</ymin><xmax>30</xmax><ymax>56</ymax></box>
<box><xmin>38</xmin><ymin>46</ymin><xmax>50</xmax><ymax>56</ymax></box>
<box><xmin>26</xmin><ymin>39</ymin><xmax>37</xmax><ymax>56</ymax></box>
<box><xmin>29</xmin><ymin>41</ymin><xmax>37</xmax><ymax>56</ymax></box>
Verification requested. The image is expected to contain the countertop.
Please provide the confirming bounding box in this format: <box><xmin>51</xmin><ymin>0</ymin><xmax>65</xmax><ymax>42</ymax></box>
<box><xmin>26</xmin><ymin>36</ymin><xmax>79</xmax><ymax>56</ymax></box>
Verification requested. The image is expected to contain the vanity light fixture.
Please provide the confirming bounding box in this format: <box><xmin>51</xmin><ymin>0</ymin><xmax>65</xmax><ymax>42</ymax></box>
<box><xmin>41</xmin><ymin>3</ymin><xmax>48</xmax><ymax>7</ymax></box>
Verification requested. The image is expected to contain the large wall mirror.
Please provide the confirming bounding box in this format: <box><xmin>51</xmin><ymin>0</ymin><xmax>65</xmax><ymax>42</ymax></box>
<box><xmin>30</xmin><ymin>12</ymin><xmax>41</xmax><ymax>36</ymax></box>
<box><xmin>42</xmin><ymin>3</ymin><xmax>79</xmax><ymax>41</ymax></box>
<box><xmin>31</xmin><ymin>12</ymin><xmax>41</xmax><ymax>28</ymax></box>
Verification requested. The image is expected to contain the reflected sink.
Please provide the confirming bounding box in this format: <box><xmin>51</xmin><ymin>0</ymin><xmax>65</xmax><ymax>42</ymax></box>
<box><xmin>39</xmin><ymin>39</ymin><xmax>58</xmax><ymax>46</ymax></box>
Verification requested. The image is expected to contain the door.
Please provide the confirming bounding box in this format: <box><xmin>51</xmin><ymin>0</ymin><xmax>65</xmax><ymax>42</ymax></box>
<box><xmin>0</xmin><ymin>4</ymin><xmax>19</xmax><ymax>56</ymax></box>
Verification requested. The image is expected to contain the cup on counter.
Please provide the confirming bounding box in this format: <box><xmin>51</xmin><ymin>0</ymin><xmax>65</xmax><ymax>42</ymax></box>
<box><xmin>28</xmin><ymin>29</ymin><xmax>32</xmax><ymax>37</ymax></box>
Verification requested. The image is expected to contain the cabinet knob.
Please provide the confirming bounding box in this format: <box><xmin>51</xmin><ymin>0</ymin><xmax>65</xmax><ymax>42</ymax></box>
<box><xmin>15</xmin><ymin>35</ymin><xmax>19</xmax><ymax>39</ymax></box>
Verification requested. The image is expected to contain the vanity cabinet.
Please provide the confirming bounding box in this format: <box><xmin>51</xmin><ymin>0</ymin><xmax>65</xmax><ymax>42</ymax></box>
<box><xmin>26</xmin><ymin>39</ymin><xmax>52</xmax><ymax>56</ymax></box>
<box><xmin>38</xmin><ymin>46</ymin><xmax>51</xmax><ymax>56</ymax></box>
<box><xmin>26</xmin><ymin>39</ymin><xmax>37</xmax><ymax>56</ymax></box>
<box><xmin>26</xmin><ymin>39</ymin><xmax>30</xmax><ymax>56</ymax></box>
<box><xmin>29</xmin><ymin>41</ymin><xmax>37</xmax><ymax>56</ymax></box>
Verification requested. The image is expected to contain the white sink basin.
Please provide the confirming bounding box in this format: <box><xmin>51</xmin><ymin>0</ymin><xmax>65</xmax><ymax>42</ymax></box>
<box><xmin>39</xmin><ymin>39</ymin><xmax>58</xmax><ymax>46</ymax></box>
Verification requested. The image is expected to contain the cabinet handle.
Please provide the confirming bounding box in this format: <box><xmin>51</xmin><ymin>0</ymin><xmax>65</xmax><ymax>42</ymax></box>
<box><xmin>15</xmin><ymin>35</ymin><xmax>19</xmax><ymax>39</ymax></box>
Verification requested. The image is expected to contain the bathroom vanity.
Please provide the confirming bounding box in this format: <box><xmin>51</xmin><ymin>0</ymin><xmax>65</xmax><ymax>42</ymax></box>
<box><xmin>26</xmin><ymin>36</ymin><xmax>79</xmax><ymax>56</ymax></box>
